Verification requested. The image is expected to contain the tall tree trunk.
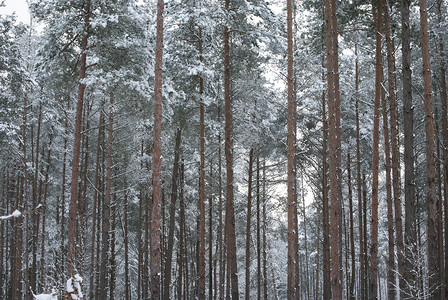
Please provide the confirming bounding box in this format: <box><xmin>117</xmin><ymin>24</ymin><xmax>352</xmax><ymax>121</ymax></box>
<box><xmin>324</xmin><ymin>0</ymin><xmax>342</xmax><ymax>296</ymax></box>
<box><xmin>224</xmin><ymin>0</ymin><xmax>239</xmax><ymax>298</ymax></box>
<box><xmin>109</xmin><ymin>194</ymin><xmax>117</xmax><ymax>299</ymax></box>
<box><xmin>436</xmin><ymin>0</ymin><xmax>448</xmax><ymax>297</ymax></box>
<box><xmin>40</xmin><ymin>133</ymin><xmax>53</xmax><ymax>288</ymax></box>
<box><xmin>436</xmin><ymin>111</ymin><xmax>445</xmax><ymax>300</ymax></box>
<box><xmin>256</xmin><ymin>156</ymin><xmax>261</xmax><ymax>300</ymax></box>
<box><xmin>362</xmin><ymin>174</ymin><xmax>369</xmax><ymax>298</ymax></box>
<box><xmin>31</xmin><ymin>105</ymin><xmax>42</xmax><ymax>292</ymax></box>
<box><xmin>144</xmin><ymin>145</ymin><xmax>151</xmax><ymax>300</ymax></box>
<box><xmin>245</xmin><ymin>149</ymin><xmax>254</xmax><ymax>300</ymax></box>
<box><xmin>300</xmin><ymin>175</ymin><xmax>310</xmax><ymax>300</ymax></box>
<box><xmin>60</xmin><ymin>99</ymin><xmax>69</xmax><ymax>279</ymax></box>
<box><xmin>178</xmin><ymin>163</ymin><xmax>186</xmax><ymax>300</ymax></box>
<box><xmin>347</xmin><ymin>152</ymin><xmax>356</xmax><ymax>300</ymax></box>
<box><xmin>198</xmin><ymin>24</ymin><xmax>206</xmax><ymax>300</ymax></box>
<box><xmin>124</xmin><ymin>192</ymin><xmax>130</xmax><ymax>300</ymax></box>
<box><xmin>209</xmin><ymin>163</ymin><xmax>213</xmax><ymax>300</ymax></box>
<box><xmin>355</xmin><ymin>44</ymin><xmax>366</xmax><ymax>300</ymax></box>
<box><xmin>343</xmin><ymin>201</ymin><xmax>349</xmax><ymax>300</ymax></box>
<box><xmin>67</xmin><ymin>0</ymin><xmax>91</xmax><ymax>277</ymax></box>
<box><xmin>262</xmin><ymin>160</ymin><xmax>268</xmax><ymax>300</ymax></box>
<box><xmin>418</xmin><ymin>0</ymin><xmax>441</xmax><ymax>295</ymax></box>
<box><xmin>89</xmin><ymin>100</ymin><xmax>105</xmax><ymax>299</ymax></box>
<box><xmin>384</xmin><ymin>3</ymin><xmax>405</xmax><ymax>297</ymax></box>
<box><xmin>19</xmin><ymin>93</ymin><xmax>29</xmax><ymax>299</ymax></box>
<box><xmin>99</xmin><ymin>92</ymin><xmax>114</xmax><ymax>299</ymax></box>
<box><xmin>8</xmin><ymin>175</ymin><xmax>17</xmax><ymax>300</ymax></box>
<box><xmin>163</xmin><ymin>128</ymin><xmax>182</xmax><ymax>300</ymax></box>
<box><xmin>287</xmin><ymin>0</ymin><xmax>298</xmax><ymax>298</ymax></box>
<box><xmin>95</xmin><ymin>125</ymin><xmax>105</xmax><ymax>300</ymax></box>
<box><xmin>217</xmin><ymin>107</ymin><xmax>225</xmax><ymax>300</ymax></box>
<box><xmin>151</xmin><ymin>0</ymin><xmax>164</xmax><ymax>298</ymax></box>
<box><xmin>381</xmin><ymin>69</ymin><xmax>395</xmax><ymax>300</ymax></box>
<box><xmin>322</xmin><ymin>56</ymin><xmax>331</xmax><ymax>300</ymax></box>
<box><xmin>401</xmin><ymin>0</ymin><xmax>417</xmax><ymax>293</ymax></box>
<box><xmin>161</xmin><ymin>185</ymin><xmax>166</xmax><ymax>298</ymax></box>
<box><xmin>369</xmin><ymin>1</ymin><xmax>383</xmax><ymax>298</ymax></box>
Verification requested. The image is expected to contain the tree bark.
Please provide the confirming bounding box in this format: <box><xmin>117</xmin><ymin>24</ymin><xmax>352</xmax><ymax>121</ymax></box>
<box><xmin>60</xmin><ymin>98</ymin><xmax>69</xmax><ymax>279</ymax></box>
<box><xmin>216</xmin><ymin>108</ymin><xmax>225</xmax><ymax>300</ymax></box>
<box><xmin>198</xmin><ymin>24</ymin><xmax>206</xmax><ymax>300</ymax></box>
<box><xmin>40</xmin><ymin>132</ymin><xmax>53</xmax><ymax>288</ymax></box>
<box><xmin>300</xmin><ymin>175</ymin><xmax>310</xmax><ymax>300</ymax></box>
<box><xmin>401</xmin><ymin>0</ymin><xmax>417</xmax><ymax>293</ymax></box>
<box><xmin>362</xmin><ymin>174</ymin><xmax>369</xmax><ymax>298</ymax></box>
<box><xmin>381</xmin><ymin>69</ymin><xmax>395</xmax><ymax>300</ymax></box>
<box><xmin>384</xmin><ymin>3</ymin><xmax>405</xmax><ymax>297</ymax></box>
<box><xmin>178</xmin><ymin>163</ymin><xmax>185</xmax><ymax>300</ymax></box>
<box><xmin>418</xmin><ymin>0</ymin><xmax>441</xmax><ymax>295</ymax></box>
<box><xmin>109</xmin><ymin>194</ymin><xmax>117</xmax><ymax>299</ymax></box>
<box><xmin>151</xmin><ymin>0</ymin><xmax>164</xmax><ymax>298</ymax></box>
<box><xmin>67</xmin><ymin>0</ymin><xmax>91</xmax><ymax>277</ymax></box>
<box><xmin>31</xmin><ymin>105</ymin><xmax>42</xmax><ymax>292</ymax></box>
<box><xmin>369</xmin><ymin>1</ymin><xmax>383</xmax><ymax>298</ymax></box>
<box><xmin>436</xmin><ymin>1</ymin><xmax>448</xmax><ymax>298</ymax></box>
<box><xmin>324</xmin><ymin>0</ymin><xmax>342</xmax><ymax>296</ymax></box>
<box><xmin>245</xmin><ymin>149</ymin><xmax>254</xmax><ymax>300</ymax></box>
<box><xmin>322</xmin><ymin>56</ymin><xmax>331</xmax><ymax>300</ymax></box>
<box><xmin>347</xmin><ymin>152</ymin><xmax>356</xmax><ymax>300</ymax></box>
<box><xmin>262</xmin><ymin>160</ymin><xmax>268</xmax><ymax>300</ymax></box>
<box><xmin>99</xmin><ymin>92</ymin><xmax>114</xmax><ymax>299</ymax></box>
<box><xmin>355</xmin><ymin>45</ymin><xmax>366</xmax><ymax>300</ymax></box>
<box><xmin>124</xmin><ymin>192</ymin><xmax>130</xmax><ymax>300</ymax></box>
<box><xmin>224</xmin><ymin>0</ymin><xmax>239</xmax><ymax>298</ymax></box>
<box><xmin>163</xmin><ymin>128</ymin><xmax>182</xmax><ymax>300</ymax></box>
<box><xmin>209</xmin><ymin>163</ymin><xmax>213</xmax><ymax>300</ymax></box>
<box><xmin>89</xmin><ymin>99</ymin><xmax>104</xmax><ymax>299</ymax></box>
<box><xmin>287</xmin><ymin>0</ymin><xmax>298</xmax><ymax>298</ymax></box>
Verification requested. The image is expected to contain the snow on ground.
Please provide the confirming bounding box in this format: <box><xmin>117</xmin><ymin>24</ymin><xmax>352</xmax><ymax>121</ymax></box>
<box><xmin>32</xmin><ymin>289</ymin><xmax>58</xmax><ymax>300</ymax></box>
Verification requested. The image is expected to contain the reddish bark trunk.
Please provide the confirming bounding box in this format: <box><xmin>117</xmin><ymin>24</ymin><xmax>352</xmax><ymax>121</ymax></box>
<box><xmin>287</xmin><ymin>0</ymin><xmax>298</xmax><ymax>298</ymax></box>
<box><xmin>381</xmin><ymin>69</ymin><xmax>395</xmax><ymax>300</ymax></box>
<box><xmin>436</xmin><ymin>1</ymin><xmax>448</xmax><ymax>298</ymax></box>
<box><xmin>401</xmin><ymin>0</ymin><xmax>417</xmax><ymax>292</ymax></box>
<box><xmin>322</xmin><ymin>57</ymin><xmax>331</xmax><ymax>300</ymax></box>
<box><xmin>384</xmin><ymin>3</ymin><xmax>405</xmax><ymax>297</ymax></box>
<box><xmin>224</xmin><ymin>0</ymin><xmax>239</xmax><ymax>298</ymax></box>
<box><xmin>419</xmin><ymin>0</ymin><xmax>441</xmax><ymax>295</ymax></box>
<box><xmin>67</xmin><ymin>0</ymin><xmax>91</xmax><ymax>277</ymax></box>
<box><xmin>163</xmin><ymin>128</ymin><xmax>182</xmax><ymax>300</ymax></box>
<box><xmin>369</xmin><ymin>1</ymin><xmax>383</xmax><ymax>298</ymax></box>
<box><xmin>324</xmin><ymin>0</ymin><xmax>342</xmax><ymax>296</ymax></box>
<box><xmin>151</xmin><ymin>0</ymin><xmax>164</xmax><ymax>298</ymax></box>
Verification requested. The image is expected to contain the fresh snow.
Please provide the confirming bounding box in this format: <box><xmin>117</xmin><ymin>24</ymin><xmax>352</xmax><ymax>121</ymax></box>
<box><xmin>0</xmin><ymin>209</ymin><xmax>21</xmax><ymax>220</ymax></box>
<box><xmin>33</xmin><ymin>292</ymin><xmax>58</xmax><ymax>300</ymax></box>
<box><xmin>32</xmin><ymin>288</ymin><xmax>58</xmax><ymax>300</ymax></box>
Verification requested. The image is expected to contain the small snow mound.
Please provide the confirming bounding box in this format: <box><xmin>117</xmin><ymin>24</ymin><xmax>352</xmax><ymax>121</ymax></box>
<box><xmin>33</xmin><ymin>288</ymin><xmax>58</xmax><ymax>300</ymax></box>
<box><xmin>12</xmin><ymin>210</ymin><xmax>21</xmax><ymax>217</ymax></box>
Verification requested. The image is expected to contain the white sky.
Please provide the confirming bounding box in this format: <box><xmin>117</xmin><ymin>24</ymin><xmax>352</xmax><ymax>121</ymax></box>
<box><xmin>1</xmin><ymin>0</ymin><xmax>30</xmax><ymax>24</ymax></box>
